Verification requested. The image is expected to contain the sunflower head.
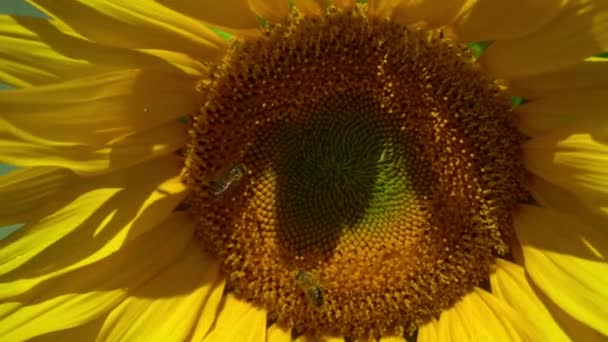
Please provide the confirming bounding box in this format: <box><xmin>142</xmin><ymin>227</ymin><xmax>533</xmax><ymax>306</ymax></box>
<box><xmin>183</xmin><ymin>4</ymin><xmax>528</xmax><ymax>338</ymax></box>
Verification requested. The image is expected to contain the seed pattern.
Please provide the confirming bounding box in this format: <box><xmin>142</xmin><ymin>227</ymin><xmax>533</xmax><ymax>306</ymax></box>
<box><xmin>184</xmin><ymin>5</ymin><xmax>527</xmax><ymax>339</ymax></box>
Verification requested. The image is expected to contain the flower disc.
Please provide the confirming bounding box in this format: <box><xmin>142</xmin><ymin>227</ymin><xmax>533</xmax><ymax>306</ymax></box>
<box><xmin>184</xmin><ymin>6</ymin><xmax>527</xmax><ymax>339</ymax></box>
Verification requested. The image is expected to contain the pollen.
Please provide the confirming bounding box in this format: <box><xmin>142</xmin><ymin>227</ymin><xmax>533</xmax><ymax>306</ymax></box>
<box><xmin>183</xmin><ymin>5</ymin><xmax>527</xmax><ymax>339</ymax></box>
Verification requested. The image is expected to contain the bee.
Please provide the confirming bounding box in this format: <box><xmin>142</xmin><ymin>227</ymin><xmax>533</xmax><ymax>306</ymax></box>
<box><xmin>209</xmin><ymin>163</ymin><xmax>247</xmax><ymax>196</ymax></box>
<box><xmin>295</xmin><ymin>270</ymin><xmax>324</xmax><ymax>308</ymax></box>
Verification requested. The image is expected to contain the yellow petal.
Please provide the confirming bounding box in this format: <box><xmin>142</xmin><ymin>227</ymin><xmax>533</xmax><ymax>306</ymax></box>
<box><xmin>531</xmin><ymin>286</ymin><xmax>608</xmax><ymax>342</ymax></box>
<box><xmin>293</xmin><ymin>0</ymin><xmax>329</xmax><ymax>16</ymax></box>
<box><xmin>267</xmin><ymin>324</ymin><xmax>292</xmax><ymax>342</ymax></box>
<box><xmin>417</xmin><ymin>319</ymin><xmax>439</xmax><ymax>342</ymax></box>
<box><xmin>379</xmin><ymin>336</ymin><xmax>405</xmax><ymax>341</ymax></box>
<box><xmin>188</xmin><ymin>279</ymin><xmax>227</xmax><ymax>341</ymax></box>
<box><xmin>0</xmin><ymin>188</ymin><xmax>120</xmax><ymax>276</ymax></box>
<box><xmin>508</xmin><ymin>57</ymin><xmax>608</xmax><ymax>98</ymax></box>
<box><xmin>392</xmin><ymin>0</ymin><xmax>473</xmax><ymax>28</ymax></box>
<box><xmin>437</xmin><ymin>288</ymin><xmax>539</xmax><ymax>341</ymax></box>
<box><xmin>515</xmin><ymin>88</ymin><xmax>608</xmax><ymax>137</ymax></box>
<box><xmin>367</xmin><ymin>0</ymin><xmax>403</xmax><ymax>18</ymax></box>
<box><xmin>514</xmin><ymin>204</ymin><xmax>608</xmax><ymax>335</ymax></box>
<box><xmin>248</xmin><ymin>0</ymin><xmax>290</xmax><ymax>24</ymax></box>
<box><xmin>491</xmin><ymin>259</ymin><xmax>570</xmax><ymax>341</ymax></box>
<box><xmin>334</xmin><ymin>0</ymin><xmax>356</xmax><ymax>10</ymax></box>
<box><xmin>0</xmin><ymin>155</ymin><xmax>186</xmax><ymax>286</ymax></box>
<box><xmin>28</xmin><ymin>0</ymin><xmax>227</xmax><ymax>60</ymax></box>
<box><xmin>0</xmin><ymin>120</ymin><xmax>186</xmax><ymax>176</ymax></box>
<box><xmin>28</xmin><ymin>315</ymin><xmax>106</xmax><ymax>342</ymax></box>
<box><xmin>480</xmin><ymin>1</ymin><xmax>608</xmax><ymax>79</ymax></box>
<box><xmin>523</xmin><ymin>133</ymin><xmax>608</xmax><ymax>206</ymax></box>
<box><xmin>0</xmin><ymin>16</ymin><xmax>208</xmax><ymax>87</ymax></box>
<box><xmin>452</xmin><ymin>0</ymin><xmax>566</xmax><ymax>42</ymax></box>
<box><xmin>294</xmin><ymin>334</ymin><xmax>344</xmax><ymax>342</ymax></box>
<box><xmin>97</xmin><ymin>242</ymin><xmax>220</xmax><ymax>341</ymax></box>
<box><xmin>156</xmin><ymin>0</ymin><xmax>263</xmax><ymax>38</ymax></box>
<box><xmin>0</xmin><ymin>166</ymin><xmax>76</xmax><ymax>226</ymax></box>
<box><xmin>529</xmin><ymin>175</ymin><xmax>608</xmax><ymax>233</ymax></box>
<box><xmin>0</xmin><ymin>212</ymin><xmax>195</xmax><ymax>341</ymax></box>
<box><xmin>1</xmin><ymin>69</ymin><xmax>198</xmax><ymax>146</ymax></box>
<box><xmin>202</xmin><ymin>293</ymin><xmax>267</xmax><ymax>342</ymax></box>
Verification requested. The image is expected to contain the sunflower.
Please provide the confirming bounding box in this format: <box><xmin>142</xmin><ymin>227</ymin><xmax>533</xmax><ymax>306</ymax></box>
<box><xmin>1</xmin><ymin>0</ymin><xmax>607</xmax><ymax>340</ymax></box>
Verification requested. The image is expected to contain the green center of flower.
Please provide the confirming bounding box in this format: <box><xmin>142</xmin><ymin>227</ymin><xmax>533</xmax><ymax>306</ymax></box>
<box><xmin>183</xmin><ymin>5</ymin><xmax>527</xmax><ymax>339</ymax></box>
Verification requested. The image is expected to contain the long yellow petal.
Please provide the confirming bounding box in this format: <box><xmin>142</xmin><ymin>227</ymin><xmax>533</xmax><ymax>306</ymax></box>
<box><xmin>417</xmin><ymin>319</ymin><xmax>439</xmax><ymax>342</ymax></box>
<box><xmin>96</xmin><ymin>242</ymin><xmax>219</xmax><ymax>341</ymax></box>
<box><xmin>367</xmin><ymin>0</ymin><xmax>403</xmax><ymax>18</ymax></box>
<box><xmin>267</xmin><ymin>324</ymin><xmax>292</xmax><ymax>342</ymax></box>
<box><xmin>202</xmin><ymin>293</ymin><xmax>267</xmax><ymax>342</ymax></box>
<box><xmin>188</xmin><ymin>279</ymin><xmax>227</xmax><ymax>341</ymax></box>
<box><xmin>334</xmin><ymin>0</ymin><xmax>356</xmax><ymax>10</ymax></box>
<box><xmin>0</xmin><ymin>212</ymin><xmax>195</xmax><ymax>341</ymax></box>
<box><xmin>0</xmin><ymin>155</ymin><xmax>186</xmax><ymax>286</ymax></box>
<box><xmin>523</xmin><ymin>133</ymin><xmax>608</xmax><ymax>206</ymax></box>
<box><xmin>0</xmin><ymin>120</ymin><xmax>186</xmax><ymax>176</ymax></box>
<box><xmin>0</xmin><ymin>16</ymin><xmax>208</xmax><ymax>87</ymax></box>
<box><xmin>28</xmin><ymin>315</ymin><xmax>107</xmax><ymax>342</ymax></box>
<box><xmin>480</xmin><ymin>1</ymin><xmax>608</xmax><ymax>79</ymax></box>
<box><xmin>514</xmin><ymin>205</ymin><xmax>608</xmax><ymax>335</ymax></box>
<box><xmin>392</xmin><ymin>0</ymin><xmax>473</xmax><ymax>28</ymax></box>
<box><xmin>293</xmin><ymin>0</ymin><xmax>329</xmax><ymax>16</ymax></box>
<box><xmin>248</xmin><ymin>0</ymin><xmax>290</xmax><ymax>24</ymax></box>
<box><xmin>452</xmin><ymin>0</ymin><xmax>566</xmax><ymax>42</ymax></box>
<box><xmin>529</xmin><ymin>175</ymin><xmax>608</xmax><ymax>233</ymax></box>
<box><xmin>515</xmin><ymin>88</ymin><xmax>608</xmax><ymax>137</ymax></box>
<box><xmin>0</xmin><ymin>69</ymin><xmax>199</xmax><ymax>146</ymax></box>
<box><xmin>0</xmin><ymin>166</ymin><xmax>76</xmax><ymax>226</ymax></box>
<box><xmin>294</xmin><ymin>334</ymin><xmax>344</xmax><ymax>342</ymax></box>
<box><xmin>508</xmin><ymin>57</ymin><xmax>608</xmax><ymax>99</ymax></box>
<box><xmin>27</xmin><ymin>0</ymin><xmax>227</xmax><ymax>60</ymax></box>
<box><xmin>491</xmin><ymin>259</ymin><xmax>570</xmax><ymax>341</ymax></box>
<box><xmin>155</xmin><ymin>0</ymin><xmax>263</xmax><ymax>38</ymax></box>
<box><xmin>437</xmin><ymin>288</ymin><xmax>539</xmax><ymax>341</ymax></box>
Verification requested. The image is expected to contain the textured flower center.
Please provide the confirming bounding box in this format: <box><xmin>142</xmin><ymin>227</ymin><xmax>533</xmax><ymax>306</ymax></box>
<box><xmin>184</xmin><ymin>6</ymin><xmax>527</xmax><ymax>339</ymax></box>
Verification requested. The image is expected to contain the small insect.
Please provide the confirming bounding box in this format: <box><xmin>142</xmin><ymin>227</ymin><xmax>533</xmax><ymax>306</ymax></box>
<box><xmin>295</xmin><ymin>270</ymin><xmax>324</xmax><ymax>308</ymax></box>
<box><xmin>209</xmin><ymin>163</ymin><xmax>247</xmax><ymax>196</ymax></box>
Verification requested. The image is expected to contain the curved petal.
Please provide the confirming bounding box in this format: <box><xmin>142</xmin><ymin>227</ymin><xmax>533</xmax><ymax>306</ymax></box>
<box><xmin>417</xmin><ymin>319</ymin><xmax>439</xmax><ymax>342</ymax></box>
<box><xmin>248</xmin><ymin>0</ymin><xmax>289</xmax><ymax>24</ymax></box>
<box><xmin>267</xmin><ymin>324</ymin><xmax>292</xmax><ymax>342</ymax></box>
<box><xmin>491</xmin><ymin>259</ymin><xmax>570</xmax><ymax>341</ymax></box>
<box><xmin>0</xmin><ymin>166</ymin><xmax>77</xmax><ymax>226</ymax></box>
<box><xmin>294</xmin><ymin>335</ymin><xmax>344</xmax><ymax>342</ymax></box>
<box><xmin>0</xmin><ymin>69</ymin><xmax>199</xmax><ymax>146</ymax></box>
<box><xmin>28</xmin><ymin>315</ymin><xmax>107</xmax><ymax>342</ymax></box>
<box><xmin>453</xmin><ymin>0</ymin><xmax>566</xmax><ymax>42</ymax></box>
<box><xmin>0</xmin><ymin>155</ymin><xmax>186</xmax><ymax>285</ymax></box>
<box><xmin>480</xmin><ymin>1</ymin><xmax>608</xmax><ymax>79</ymax></box>
<box><xmin>187</xmin><ymin>278</ymin><xmax>227</xmax><ymax>341</ymax></box>
<box><xmin>514</xmin><ymin>205</ymin><xmax>608</xmax><ymax>335</ymax></box>
<box><xmin>0</xmin><ymin>212</ymin><xmax>195</xmax><ymax>341</ymax></box>
<box><xmin>392</xmin><ymin>0</ymin><xmax>473</xmax><ymax>28</ymax></box>
<box><xmin>0</xmin><ymin>121</ymin><xmax>186</xmax><ymax>176</ymax></box>
<box><xmin>202</xmin><ymin>293</ymin><xmax>267</xmax><ymax>342</ymax></box>
<box><xmin>293</xmin><ymin>0</ymin><xmax>328</xmax><ymax>16</ymax></box>
<box><xmin>27</xmin><ymin>0</ymin><xmax>227</xmax><ymax>60</ymax></box>
<box><xmin>0</xmin><ymin>16</ymin><xmax>208</xmax><ymax>87</ymax></box>
<box><xmin>515</xmin><ymin>88</ymin><xmax>608</xmax><ymax>137</ymax></box>
<box><xmin>523</xmin><ymin>133</ymin><xmax>608</xmax><ymax>207</ymax></box>
<box><xmin>96</xmin><ymin>243</ymin><xmax>219</xmax><ymax>341</ymax></box>
<box><xmin>156</xmin><ymin>0</ymin><xmax>262</xmax><ymax>38</ymax></box>
<box><xmin>529</xmin><ymin>175</ymin><xmax>608</xmax><ymax>233</ymax></box>
<box><xmin>436</xmin><ymin>288</ymin><xmax>539</xmax><ymax>341</ymax></box>
<box><xmin>367</xmin><ymin>0</ymin><xmax>403</xmax><ymax>18</ymax></box>
<box><xmin>334</xmin><ymin>0</ymin><xmax>356</xmax><ymax>10</ymax></box>
<box><xmin>508</xmin><ymin>57</ymin><xmax>608</xmax><ymax>99</ymax></box>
